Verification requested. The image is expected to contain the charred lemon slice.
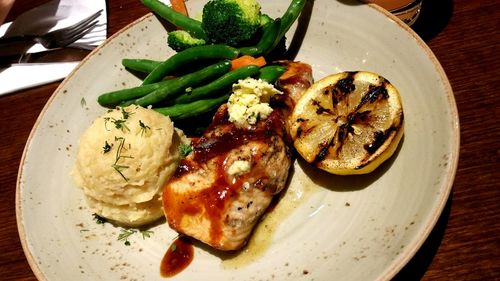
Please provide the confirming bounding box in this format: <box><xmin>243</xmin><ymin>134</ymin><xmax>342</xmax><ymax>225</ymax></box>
<box><xmin>290</xmin><ymin>71</ymin><xmax>404</xmax><ymax>175</ymax></box>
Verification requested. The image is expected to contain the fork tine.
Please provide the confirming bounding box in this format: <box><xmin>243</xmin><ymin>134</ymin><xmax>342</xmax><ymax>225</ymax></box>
<box><xmin>61</xmin><ymin>19</ymin><xmax>99</xmax><ymax>40</ymax></box>
<box><xmin>61</xmin><ymin>9</ymin><xmax>103</xmax><ymax>33</ymax></box>
<box><xmin>58</xmin><ymin>21</ymin><xmax>99</xmax><ymax>46</ymax></box>
<box><xmin>34</xmin><ymin>9</ymin><xmax>104</xmax><ymax>49</ymax></box>
<box><xmin>53</xmin><ymin>9</ymin><xmax>103</xmax><ymax>47</ymax></box>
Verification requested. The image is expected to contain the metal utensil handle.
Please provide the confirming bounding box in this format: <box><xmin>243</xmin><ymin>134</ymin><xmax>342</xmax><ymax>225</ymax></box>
<box><xmin>0</xmin><ymin>35</ymin><xmax>37</xmax><ymax>57</ymax></box>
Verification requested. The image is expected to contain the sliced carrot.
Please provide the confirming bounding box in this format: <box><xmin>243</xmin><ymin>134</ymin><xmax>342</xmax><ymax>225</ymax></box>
<box><xmin>171</xmin><ymin>0</ymin><xmax>189</xmax><ymax>17</ymax></box>
<box><xmin>231</xmin><ymin>56</ymin><xmax>267</xmax><ymax>71</ymax></box>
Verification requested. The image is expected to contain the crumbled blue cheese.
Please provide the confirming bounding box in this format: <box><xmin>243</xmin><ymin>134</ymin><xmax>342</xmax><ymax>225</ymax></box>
<box><xmin>227</xmin><ymin>160</ymin><xmax>251</xmax><ymax>176</ymax></box>
<box><xmin>227</xmin><ymin>78</ymin><xmax>282</xmax><ymax>127</ymax></box>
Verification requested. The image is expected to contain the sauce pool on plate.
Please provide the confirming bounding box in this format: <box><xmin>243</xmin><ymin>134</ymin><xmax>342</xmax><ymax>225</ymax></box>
<box><xmin>160</xmin><ymin>236</ymin><xmax>194</xmax><ymax>277</ymax></box>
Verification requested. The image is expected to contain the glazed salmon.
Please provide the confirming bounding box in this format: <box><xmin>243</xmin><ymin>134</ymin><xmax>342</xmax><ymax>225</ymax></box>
<box><xmin>162</xmin><ymin>61</ymin><xmax>313</xmax><ymax>250</ymax></box>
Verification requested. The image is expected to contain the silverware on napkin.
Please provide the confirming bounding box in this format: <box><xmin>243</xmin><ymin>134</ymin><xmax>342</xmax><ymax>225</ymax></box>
<box><xmin>0</xmin><ymin>9</ymin><xmax>102</xmax><ymax>58</ymax></box>
<box><xmin>0</xmin><ymin>0</ymin><xmax>107</xmax><ymax>96</ymax></box>
<box><xmin>0</xmin><ymin>0</ymin><xmax>107</xmax><ymax>52</ymax></box>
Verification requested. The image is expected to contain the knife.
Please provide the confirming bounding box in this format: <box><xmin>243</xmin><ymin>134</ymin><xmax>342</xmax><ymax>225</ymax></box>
<box><xmin>0</xmin><ymin>37</ymin><xmax>38</xmax><ymax>58</ymax></box>
<box><xmin>0</xmin><ymin>47</ymin><xmax>91</xmax><ymax>68</ymax></box>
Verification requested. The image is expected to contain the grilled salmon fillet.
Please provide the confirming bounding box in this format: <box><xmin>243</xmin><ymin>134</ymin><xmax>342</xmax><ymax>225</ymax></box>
<box><xmin>162</xmin><ymin>61</ymin><xmax>313</xmax><ymax>251</ymax></box>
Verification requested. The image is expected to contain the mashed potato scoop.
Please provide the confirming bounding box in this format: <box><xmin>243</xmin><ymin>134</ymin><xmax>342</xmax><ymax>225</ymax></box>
<box><xmin>72</xmin><ymin>105</ymin><xmax>183</xmax><ymax>226</ymax></box>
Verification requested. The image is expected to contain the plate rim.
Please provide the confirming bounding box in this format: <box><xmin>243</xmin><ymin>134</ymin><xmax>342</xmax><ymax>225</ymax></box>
<box><xmin>15</xmin><ymin>3</ymin><xmax>460</xmax><ymax>281</ymax></box>
<box><xmin>366</xmin><ymin>4</ymin><xmax>459</xmax><ymax>281</ymax></box>
<box><xmin>15</xmin><ymin>12</ymin><xmax>155</xmax><ymax>281</ymax></box>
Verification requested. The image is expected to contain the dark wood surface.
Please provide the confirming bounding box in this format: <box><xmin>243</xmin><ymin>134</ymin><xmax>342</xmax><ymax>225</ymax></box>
<box><xmin>1</xmin><ymin>0</ymin><xmax>498</xmax><ymax>280</ymax></box>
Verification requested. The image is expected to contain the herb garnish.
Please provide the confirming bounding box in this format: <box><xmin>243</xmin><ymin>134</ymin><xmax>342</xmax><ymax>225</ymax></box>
<box><xmin>140</xmin><ymin>230</ymin><xmax>154</xmax><ymax>239</ymax></box>
<box><xmin>179</xmin><ymin>143</ymin><xmax>193</xmax><ymax>158</ymax></box>
<box><xmin>92</xmin><ymin>213</ymin><xmax>107</xmax><ymax>224</ymax></box>
<box><xmin>80</xmin><ymin>97</ymin><xmax>86</xmax><ymax>107</ymax></box>
<box><xmin>139</xmin><ymin>120</ymin><xmax>151</xmax><ymax>136</ymax></box>
<box><xmin>112</xmin><ymin>137</ymin><xmax>134</xmax><ymax>181</ymax></box>
<box><xmin>117</xmin><ymin>229</ymin><xmax>154</xmax><ymax>246</ymax></box>
<box><xmin>112</xmin><ymin>163</ymin><xmax>130</xmax><ymax>180</ymax></box>
<box><xmin>170</xmin><ymin>243</ymin><xmax>177</xmax><ymax>252</ymax></box>
<box><xmin>111</xmin><ymin>118</ymin><xmax>130</xmax><ymax>132</ymax></box>
<box><xmin>118</xmin><ymin>229</ymin><xmax>137</xmax><ymax>246</ymax></box>
<box><xmin>121</xmin><ymin>107</ymin><xmax>133</xmax><ymax>120</ymax></box>
<box><xmin>103</xmin><ymin>141</ymin><xmax>112</xmax><ymax>153</ymax></box>
<box><xmin>102</xmin><ymin>107</ymin><xmax>132</xmax><ymax>132</ymax></box>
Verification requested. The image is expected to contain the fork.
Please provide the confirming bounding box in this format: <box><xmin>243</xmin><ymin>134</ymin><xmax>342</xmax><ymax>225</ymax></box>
<box><xmin>0</xmin><ymin>9</ymin><xmax>103</xmax><ymax>54</ymax></box>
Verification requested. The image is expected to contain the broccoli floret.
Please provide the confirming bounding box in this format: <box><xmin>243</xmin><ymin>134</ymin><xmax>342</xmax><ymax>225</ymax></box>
<box><xmin>202</xmin><ymin>0</ymin><xmax>262</xmax><ymax>46</ymax></box>
<box><xmin>167</xmin><ymin>30</ymin><xmax>206</xmax><ymax>52</ymax></box>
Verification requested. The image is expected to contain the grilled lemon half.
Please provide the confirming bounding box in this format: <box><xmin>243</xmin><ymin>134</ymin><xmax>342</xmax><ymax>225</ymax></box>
<box><xmin>289</xmin><ymin>71</ymin><xmax>404</xmax><ymax>175</ymax></box>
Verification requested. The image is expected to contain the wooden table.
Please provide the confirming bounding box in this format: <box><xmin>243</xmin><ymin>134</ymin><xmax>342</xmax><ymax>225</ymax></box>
<box><xmin>0</xmin><ymin>0</ymin><xmax>498</xmax><ymax>280</ymax></box>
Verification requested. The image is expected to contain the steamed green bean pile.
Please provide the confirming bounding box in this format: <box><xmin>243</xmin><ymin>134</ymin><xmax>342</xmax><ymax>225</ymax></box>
<box><xmin>97</xmin><ymin>0</ymin><xmax>306</xmax><ymax>120</ymax></box>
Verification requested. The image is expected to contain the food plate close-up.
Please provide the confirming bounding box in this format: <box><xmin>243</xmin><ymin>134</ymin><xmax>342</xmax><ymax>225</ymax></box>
<box><xmin>16</xmin><ymin>0</ymin><xmax>459</xmax><ymax>280</ymax></box>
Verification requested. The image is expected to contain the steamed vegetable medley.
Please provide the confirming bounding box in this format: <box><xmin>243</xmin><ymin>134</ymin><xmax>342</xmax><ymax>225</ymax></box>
<box><xmin>97</xmin><ymin>0</ymin><xmax>307</xmax><ymax>120</ymax></box>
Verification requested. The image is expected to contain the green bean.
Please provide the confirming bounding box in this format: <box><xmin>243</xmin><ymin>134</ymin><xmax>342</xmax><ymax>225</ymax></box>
<box><xmin>142</xmin><ymin>44</ymin><xmax>239</xmax><ymax>85</ymax></box>
<box><xmin>173</xmin><ymin>65</ymin><xmax>260</xmax><ymax>104</ymax></box>
<box><xmin>98</xmin><ymin>79</ymin><xmax>171</xmax><ymax>107</ymax></box>
<box><xmin>257</xmin><ymin>65</ymin><xmax>287</xmax><ymax>84</ymax></box>
<box><xmin>154</xmin><ymin>94</ymin><xmax>230</xmax><ymax>120</ymax></box>
<box><xmin>141</xmin><ymin>0</ymin><xmax>207</xmax><ymax>39</ymax></box>
<box><xmin>276</xmin><ymin>0</ymin><xmax>307</xmax><ymax>45</ymax></box>
<box><xmin>239</xmin><ymin>19</ymin><xmax>281</xmax><ymax>57</ymax></box>
<box><xmin>122</xmin><ymin>58</ymin><xmax>161</xmax><ymax>74</ymax></box>
<box><xmin>259</xmin><ymin>14</ymin><xmax>273</xmax><ymax>27</ymax></box>
<box><xmin>123</xmin><ymin>60</ymin><xmax>231</xmax><ymax>107</ymax></box>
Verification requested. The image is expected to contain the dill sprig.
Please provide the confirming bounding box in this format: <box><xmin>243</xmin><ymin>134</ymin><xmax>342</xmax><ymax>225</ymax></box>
<box><xmin>112</xmin><ymin>137</ymin><xmax>134</xmax><ymax>181</ymax></box>
<box><xmin>117</xmin><ymin>229</ymin><xmax>154</xmax><ymax>246</ymax></box>
<box><xmin>118</xmin><ymin>229</ymin><xmax>137</xmax><ymax>246</ymax></box>
<box><xmin>121</xmin><ymin>107</ymin><xmax>133</xmax><ymax>120</ymax></box>
<box><xmin>112</xmin><ymin>163</ymin><xmax>129</xmax><ymax>180</ymax></box>
<box><xmin>103</xmin><ymin>141</ymin><xmax>112</xmax><ymax>153</ymax></box>
<box><xmin>139</xmin><ymin>120</ymin><xmax>151</xmax><ymax>136</ymax></box>
<box><xmin>102</xmin><ymin>107</ymin><xmax>133</xmax><ymax>132</ymax></box>
<box><xmin>111</xmin><ymin>118</ymin><xmax>130</xmax><ymax>132</ymax></box>
<box><xmin>140</xmin><ymin>230</ymin><xmax>154</xmax><ymax>239</ymax></box>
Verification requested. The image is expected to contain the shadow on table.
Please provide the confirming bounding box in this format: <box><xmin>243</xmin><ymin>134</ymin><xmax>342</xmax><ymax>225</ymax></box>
<box><xmin>392</xmin><ymin>193</ymin><xmax>452</xmax><ymax>281</ymax></box>
<box><xmin>411</xmin><ymin>0</ymin><xmax>454</xmax><ymax>41</ymax></box>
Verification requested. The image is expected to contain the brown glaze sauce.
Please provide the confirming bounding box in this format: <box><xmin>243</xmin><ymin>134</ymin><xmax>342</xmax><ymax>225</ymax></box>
<box><xmin>160</xmin><ymin>236</ymin><xmax>194</xmax><ymax>278</ymax></box>
<box><xmin>192</xmin><ymin>109</ymin><xmax>287</xmax><ymax>163</ymax></box>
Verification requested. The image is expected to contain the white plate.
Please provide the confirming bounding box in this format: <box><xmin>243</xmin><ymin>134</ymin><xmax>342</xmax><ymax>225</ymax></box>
<box><xmin>17</xmin><ymin>0</ymin><xmax>459</xmax><ymax>280</ymax></box>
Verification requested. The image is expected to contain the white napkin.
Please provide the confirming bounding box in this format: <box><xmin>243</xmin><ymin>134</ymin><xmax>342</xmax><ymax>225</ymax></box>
<box><xmin>0</xmin><ymin>0</ymin><xmax>107</xmax><ymax>96</ymax></box>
